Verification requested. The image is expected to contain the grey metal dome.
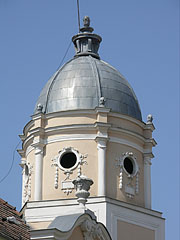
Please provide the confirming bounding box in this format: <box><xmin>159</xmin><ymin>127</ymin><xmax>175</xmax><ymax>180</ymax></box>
<box><xmin>34</xmin><ymin>17</ymin><xmax>142</xmax><ymax>121</ymax></box>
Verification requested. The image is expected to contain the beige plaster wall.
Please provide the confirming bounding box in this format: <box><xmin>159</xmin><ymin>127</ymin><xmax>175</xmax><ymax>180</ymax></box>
<box><xmin>117</xmin><ymin>220</ymin><xmax>155</xmax><ymax>240</ymax></box>
<box><xmin>46</xmin><ymin>114</ymin><xmax>96</xmax><ymax>128</ymax></box>
<box><xmin>68</xmin><ymin>226</ymin><xmax>84</xmax><ymax>240</ymax></box>
<box><xmin>108</xmin><ymin>116</ymin><xmax>144</xmax><ymax>135</ymax></box>
<box><xmin>108</xmin><ymin>131</ymin><xmax>144</xmax><ymax>149</ymax></box>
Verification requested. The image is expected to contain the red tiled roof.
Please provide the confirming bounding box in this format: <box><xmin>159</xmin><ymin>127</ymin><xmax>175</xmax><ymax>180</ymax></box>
<box><xmin>0</xmin><ymin>198</ymin><xmax>30</xmax><ymax>240</ymax></box>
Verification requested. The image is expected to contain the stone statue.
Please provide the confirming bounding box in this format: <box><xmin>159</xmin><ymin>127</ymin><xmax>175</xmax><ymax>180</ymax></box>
<box><xmin>83</xmin><ymin>16</ymin><xmax>90</xmax><ymax>27</ymax></box>
<box><xmin>147</xmin><ymin>114</ymin><xmax>153</xmax><ymax>123</ymax></box>
<box><xmin>99</xmin><ymin>97</ymin><xmax>106</xmax><ymax>107</ymax></box>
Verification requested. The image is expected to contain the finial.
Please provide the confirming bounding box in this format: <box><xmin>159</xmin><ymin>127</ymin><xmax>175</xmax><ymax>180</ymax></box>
<box><xmin>83</xmin><ymin>16</ymin><xmax>90</xmax><ymax>27</ymax></box>
<box><xmin>73</xmin><ymin>175</ymin><xmax>93</xmax><ymax>209</ymax></box>
<box><xmin>99</xmin><ymin>97</ymin><xmax>106</xmax><ymax>107</ymax></box>
<box><xmin>147</xmin><ymin>114</ymin><xmax>153</xmax><ymax>124</ymax></box>
<box><xmin>72</xmin><ymin>16</ymin><xmax>102</xmax><ymax>59</ymax></box>
<box><xmin>80</xmin><ymin>16</ymin><xmax>94</xmax><ymax>33</ymax></box>
<box><xmin>37</xmin><ymin>103</ymin><xmax>43</xmax><ymax>113</ymax></box>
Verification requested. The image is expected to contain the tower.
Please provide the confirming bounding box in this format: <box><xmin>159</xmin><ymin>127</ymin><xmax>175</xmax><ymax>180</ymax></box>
<box><xmin>18</xmin><ymin>17</ymin><xmax>165</xmax><ymax>240</ymax></box>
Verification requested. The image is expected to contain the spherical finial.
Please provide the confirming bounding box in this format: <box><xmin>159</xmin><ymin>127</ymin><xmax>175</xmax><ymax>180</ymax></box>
<box><xmin>83</xmin><ymin>16</ymin><xmax>90</xmax><ymax>27</ymax></box>
<box><xmin>37</xmin><ymin>103</ymin><xmax>43</xmax><ymax>113</ymax></box>
<box><xmin>99</xmin><ymin>97</ymin><xmax>106</xmax><ymax>107</ymax></box>
<box><xmin>147</xmin><ymin>114</ymin><xmax>153</xmax><ymax>123</ymax></box>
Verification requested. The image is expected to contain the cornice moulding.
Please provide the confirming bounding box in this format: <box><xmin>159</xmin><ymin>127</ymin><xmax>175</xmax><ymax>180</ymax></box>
<box><xmin>145</xmin><ymin>138</ymin><xmax>157</xmax><ymax>147</ymax></box>
<box><xmin>21</xmin><ymin>134</ymin><xmax>145</xmax><ymax>154</ymax></box>
<box><xmin>29</xmin><ymin>127</ymin><xmax>45</xmax><ymax>135</ymax></box>
<box><xmin>31</xmin><ymin>112</ymin><xmax>45</xmax><ymax>121</ymax></box>
<box><xmin>19</xmin><ymin>134</ymin><xmax>25</xmax><ymax>141</ymax></box>
<box><xmin>24</xmin><ymin>196</ymin><xmax>163</xmax><ymax>218</ymax></box>
<box><xmin>143</xmin><ymin>153</ymin><xmax>154</xmax><ymax>159</ymax></box>
<box><xmin>109</xmin><ymin>112</ymin><xmax>145</xmax><ymax>128</ymax></box>
<box><xmin>95</xmin><ymin>107</ymin><xmax>111</xmax><ymax>114</ymax></box>
<box><xmin>110</xmin><ymin>127</ymin><xmax>145</xmax><ymax>143</ymax></box>
<box><xmin>23</xmin><ymin>120</ymin><xmax>34</xmax><ymax>136</ymax></box>
<box><xmin>144</xmin><ymin>123</ymin><xmax>155</xmax><ymax>131</ymax></box>
<box><xmin>94</xmin><ymin>122</ymin><xmax>111</xmax><ymax>129</ymax></box>
<box><xmin>41</xmin><ymin>109</ymin><xmax>96</xmax><ymax>119</ymax></box>
<box><xmin>17</xmin><ymin>149</ymin><xmax>25</xmax><ymax>158</ymax></box>
<box><xmin>22</xmin><ymin>135</ymin><xmax>34</xmax><ymax>151</ymax></box>
<box><xmin>44</xmin><ymin>124</ymin><xmax>95</xmax><ymax>134</ymax></box>
<box><xmin>109</xmin><ymin>137</ymin><xmax>143</xmax><ymax>153</ymax></box>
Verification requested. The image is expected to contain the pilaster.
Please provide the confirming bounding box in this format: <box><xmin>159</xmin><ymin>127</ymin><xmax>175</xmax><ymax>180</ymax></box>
<box><xmin>144</xmin><ymin>153</ymin><xmax>152</xmax><ymax>209</ymax></box>
<box><xmin>32</xmin><ymin>141</ymin><xmax>45</xmax><ymax>201</ymax></box>
<box><xmin>96</xmin><ymin>137</ymin><xmax>107</xmax><ymax>196</ymax></box>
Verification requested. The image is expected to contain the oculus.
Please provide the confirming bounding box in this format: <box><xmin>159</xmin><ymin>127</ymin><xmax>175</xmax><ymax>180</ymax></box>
<box><xmin>117</xmin><ymin>152</ymin><xmax>139</xmax><ymax>198</ymax></box>
<box><xmin>52</xmin><ymin>147</ymin><xmax>88</xmax><ymax>195</ymax></box>
<box><xmin>123</xmin><ymin>157</ymin><xmax>134</xmax><ymax>175</ymax></box>
<box><xmin>60</xmin><ymin>152</ymin><xmax>77</xmax><ymax>170</ymax></box>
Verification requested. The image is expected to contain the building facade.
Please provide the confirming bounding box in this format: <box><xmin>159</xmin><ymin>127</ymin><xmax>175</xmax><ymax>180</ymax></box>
<box><xmin>18</xmin><ymin>16</ymin><xmax>165</xmax><ymax>240</ymax></box>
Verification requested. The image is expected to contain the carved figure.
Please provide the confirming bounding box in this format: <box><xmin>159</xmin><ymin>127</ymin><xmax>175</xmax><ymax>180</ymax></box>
<box><xmin>147</xmin><ymin>114</ymin><xmax>153</xmax><ymax>123</ymax></box>
<box><xmin>83</xmin><ymin>16</ymin><xmax>90</xmax><ymax>27</ymax></box>
<box><xmin>99</xmin><ymin>97</ymin><xmax>106</xmax><ymax>107</ymax></box>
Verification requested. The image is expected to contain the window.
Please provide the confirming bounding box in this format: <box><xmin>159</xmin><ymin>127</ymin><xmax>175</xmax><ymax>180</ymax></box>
<box><xmin>123</xmin><ymin>157</ymin><xmax>134</xmax><ymax>175</ymax></box>
<box><xmin>57</xmin><ymin>147</ymin><xmax>80</xmax><ymax>171</ymax></box>
<box><xmin>60</xmin><ymin>152</ymin><xmax>77</xmax><ymax>169</ymax></box>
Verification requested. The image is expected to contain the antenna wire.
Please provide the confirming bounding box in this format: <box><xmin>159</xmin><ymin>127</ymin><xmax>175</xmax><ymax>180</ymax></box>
<box><xmin>77</xmin><ymin>0</ymin><xmax>81</xmax><ymax>32</ymax></box>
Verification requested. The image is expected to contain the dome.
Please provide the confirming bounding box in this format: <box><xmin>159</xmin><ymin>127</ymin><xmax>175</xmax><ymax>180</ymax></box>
<box><xmin>34</xmin><ymin>56</ymin><xmax>142</xmax><ymax>120</ymax></box>
<box><xmin>34</xmin><ymin>17</ymin><xmax>142</xmax><ymax>121</ymax></box>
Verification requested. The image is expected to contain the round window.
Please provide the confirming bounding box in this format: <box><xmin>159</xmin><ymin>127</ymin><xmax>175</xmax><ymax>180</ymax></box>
<box><xmin>60</xmin><ymin>152</ymin><xmax>77</xmax><ymax>169</ymax></box>
<box><xmin>123</xmin><ymin>157</ymin><xmax>134</xmax><ymax>175</ymax></box>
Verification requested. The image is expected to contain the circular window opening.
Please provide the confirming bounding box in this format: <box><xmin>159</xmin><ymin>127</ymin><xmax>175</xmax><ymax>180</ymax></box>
<box><xmin>60</xmin><ymin>152</ymin><xmax>77</xmax><ymax>169</ymax></box>
<box><xmin>123</xmin><ymin>157</ymin><xmax>134</xmax><ymax>175</ymax></box>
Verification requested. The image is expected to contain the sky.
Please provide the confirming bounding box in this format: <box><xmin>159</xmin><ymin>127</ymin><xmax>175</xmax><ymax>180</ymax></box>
<box><xmin>0</xmin><ymin>0</ymin><xmax>179</xmax><ymax>239</ymax></box>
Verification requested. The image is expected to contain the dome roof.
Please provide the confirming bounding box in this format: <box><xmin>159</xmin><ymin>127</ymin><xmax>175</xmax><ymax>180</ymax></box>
<box><xmin>34</xmin><ymin>17</ymin><xmax>142</xmax><ymax>121</ymax></box>
<box><xmin>34</xmin><ymin>56</ymin><xmax>142</xmax><ymax>120</ymax></box>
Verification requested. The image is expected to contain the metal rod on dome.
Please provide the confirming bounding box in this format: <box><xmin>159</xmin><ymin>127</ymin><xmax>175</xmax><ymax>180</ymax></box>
<box><xmin>77</xmin><ymin>0</ymin><xmax>81</xmax><ymax>32</ymax></box>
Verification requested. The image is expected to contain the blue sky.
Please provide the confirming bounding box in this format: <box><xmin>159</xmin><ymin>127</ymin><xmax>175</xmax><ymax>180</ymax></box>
<box><xmin>0</xmin><ymin>1</ymin><xmax>179</xmax><ymax>239</ymax></box>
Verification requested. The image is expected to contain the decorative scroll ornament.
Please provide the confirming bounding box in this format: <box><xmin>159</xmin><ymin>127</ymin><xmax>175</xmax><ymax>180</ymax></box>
<box><xmin>119</xmin><ymin>167</ymin><xmax>123</xmax><ymax>189</ymax></box>
<box><xmin>23</xmin><ymin>163</ymin><xmax>33</xmax><ymax>204</ymax></box>
<box><xmin>51</xmin><ymin>147</ymin><xmax>88</xmax><ymax>195</ymax></box>
<box><xmin>116</xmin><ymin>152</ymin><xmax>139</xmax><ymax>199</ymax></box>
<box><xmin>135</xmin><ymin>172</ymin><xmax>139</xmax><ymax>194</ymax></box>
<box><xmin>81</xmin><ymin>219</ymin><xmax>105</xmax><ymax>240</ymax></box>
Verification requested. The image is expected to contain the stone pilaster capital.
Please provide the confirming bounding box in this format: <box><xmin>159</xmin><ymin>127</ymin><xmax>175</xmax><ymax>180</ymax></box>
<box><xmin>144</xmin><ymin>154</ymin><xmax>152</xmax><ymax>165</ymax></box>
<box><xmin>96</xmin><ymin>136</ymin><xmax>108</xmax><ymax>149</ymax></box>
<box><xmin>32</xmin><ymin>141</ymin><xmax>45</xmax><ymax>155</ymax></box>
